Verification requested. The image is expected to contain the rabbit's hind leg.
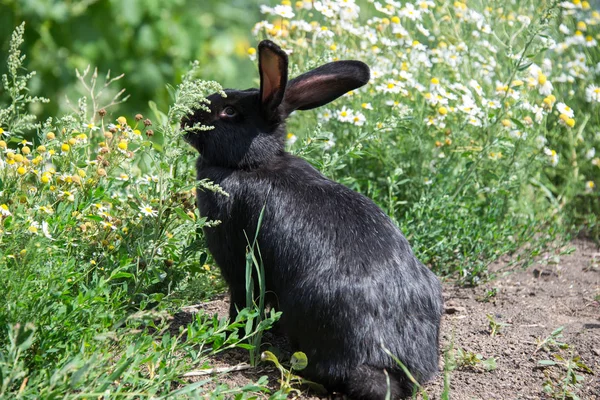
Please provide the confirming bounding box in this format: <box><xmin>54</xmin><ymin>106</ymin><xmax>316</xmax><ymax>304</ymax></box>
<box><xmin>344</xmin><ymin>365</ymin><xmax>412</xmax><ymax>400</ymax></box>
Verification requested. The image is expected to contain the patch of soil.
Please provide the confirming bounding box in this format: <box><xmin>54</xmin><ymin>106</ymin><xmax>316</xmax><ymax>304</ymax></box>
<box><xmin>178</xmin><ymin>240</ymin><xmax>600</xmax><ymax>399</ymax></box>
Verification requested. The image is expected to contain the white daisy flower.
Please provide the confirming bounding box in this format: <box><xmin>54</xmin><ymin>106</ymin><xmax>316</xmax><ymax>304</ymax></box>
<box><xmin>556</xmin><ymin>102</ymin><xmax>574</xmax><ymax>118</ymax></box>
<box><xmin>585</xmin><ymin>85</ymin><xmax>600</xmax><ymax>103</ymax></box>
<box><xmin>139</xmin><ymin>204</ymin><xmax>158</xmax><ymax>217</ymax></box>
<box><xmin>0</xmin><ymin>204</ymin><xmax>11</xmax><ymax>217</ymax></box>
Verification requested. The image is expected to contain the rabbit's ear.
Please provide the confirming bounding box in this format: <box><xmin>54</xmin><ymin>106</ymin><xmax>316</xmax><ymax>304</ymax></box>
<box><xmin>282</xmin><ymin>61</ymin><xmax>370</xmax><ymax>115</ymax></box>
<box><xmin>258</xmin><ymin>40</ymin><xmax>289</xmax><ymax>118</ymax></box>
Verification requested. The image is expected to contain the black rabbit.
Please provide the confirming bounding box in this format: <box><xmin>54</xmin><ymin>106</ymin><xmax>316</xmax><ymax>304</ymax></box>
<box><xmin>182</xmin><ymin>40</ymin><xmax>443</xmax><ymax>399</ymax></box>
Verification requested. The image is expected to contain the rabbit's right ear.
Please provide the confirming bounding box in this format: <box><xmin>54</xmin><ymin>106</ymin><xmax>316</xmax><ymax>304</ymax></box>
<box><xmin>258</xmin><ymin>40</ymin><xmax>289</xmax><ymax>120</ymax></box>
<box><xmin>282</xmin><ymin>61</ymin><xmax>370</xmax><ymax>116</ymax></box>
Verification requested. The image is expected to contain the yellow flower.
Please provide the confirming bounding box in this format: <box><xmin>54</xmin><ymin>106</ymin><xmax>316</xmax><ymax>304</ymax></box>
<box><xmin>566</xmin><ymin>118</ymin><xmax>575</xmax><ymax>128</ymax></box>
<box><xmin>247</xmin><ymin>47</ymin><xmax>256</xmax><ymax>55</ymax></box>
<box><xmin>68</xmin><ymin>138</ymin><xmax>76</xmax><ymax>146</ymax></box>
<box><xmin>330</xmin><ymin>44</ymin><xmax>337</xmax><ymax>51</ymax></box>
<box><xmin>0</xmin><ymin>140</ymin><xmax>6</xmax><ymax>149</ymax></box>
<box><xmin>37</xmin><ymin>145</ymin><xmax>46</xmax><ymax>153</ymax></box>
<box><xmin>46</xmin><ymin>132</ymin><xmax>56</xmax><ymax>140</ymax></box>
<box><xmin>118</xmin><ymin>141</ymin><xmax>128</xmax><ymax>151</ymax></box>
<box><xmin>77</xmin><ymin>169</ymin><xmax>86</xmax><ymax>178</ymax></box>
<box><xmin>61</xmin><ymin>143</ymin><xmax>70</xmax><ymax>152</ymax></box>
<box><xmin>430</xmin><ymin>77</ymin><xmax>440</xmax><ymax>85</ymax></box>
<box><xmin>438</xmin><ymin>106</ymin><xmax>448</xmax><ymax>115</ymax></box>
<box><xmin>391</xmin><ymin>16</ymin><xmax>400</xmax><ymax>24</ymax></box>
<box><xmin>21</xmin><ymin>146</ymin><xmax>31</xmax><ymax>155</ymax></box>
<box><xmin>543</xmin><ymin>95</ymin><xmax>556</xmax><ymax>108</ymax></box>
<box><xmin>117</xmin><ymin>116</ymin><xmax>127</xmax><ymax>126</ymax></box>
<box><xmin>14</xmin><ymin>154</ymin><xmax>24</xmax><ymax>163</ymax></box>
<box><xmin>538</xmin><ymin>74</ymin><xmax>547</xmax><ymax>85</ymax></box>
<box><xmin>41</xmin><ymin>173</ymin><xmax>51</xmax><ymax>184</ymax></box>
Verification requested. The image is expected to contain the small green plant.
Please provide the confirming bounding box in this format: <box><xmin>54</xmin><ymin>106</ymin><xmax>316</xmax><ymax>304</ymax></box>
<box><xmin>584</xmin><ymin>253</ymin><xmax>599</xmax><ymax>273</ymax></box>
<box><xmin>240</xmin><ymin>206</ymin><xmax>282</xmax><ymax>366</ymax></box>
<box><xmin>440</xmin><ymin>344</ymin><xmax>453</xmax><ymax>400</ymax></box>
<box><xmin>446</xmin><ymin>347</ymin><xmax>497</xmax><ymax>373</ymax></box>
<box><xmin>538</xmin><ymin>352</ymin><xmax>593</xmax><ymax>400</ymax></box>
<box><xmin>477</xmin><ymin>287</ymin><xmax>498</xmax><ymax>303</ymax></box>
<box><xmin>487</xmin><ymin>314</ymin><xmax>511</xmax><ymax>337</ymax></box>
<box><xmin>534</xmin><ymin>326</ymin><xmax>569</xmax><ymax>354</ymax></box>
<box><xmin>261</xmin><ymin>351</ymin><xmax>326</xmax><ymax>397</ymax></box>
<box><xmin>0</xmin><ymin>22</ymin><xmax>49</xmax><ymax>135</ymax></box>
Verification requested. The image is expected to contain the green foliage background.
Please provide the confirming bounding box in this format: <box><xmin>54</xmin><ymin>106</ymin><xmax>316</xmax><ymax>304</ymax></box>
<box><xmin>0</xmin><ymin>0</ymin><xmax>262</xmax><ymax>117</ymax></box>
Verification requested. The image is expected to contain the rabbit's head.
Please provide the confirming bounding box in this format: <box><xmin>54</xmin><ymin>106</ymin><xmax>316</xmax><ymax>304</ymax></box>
<box><xmin>182</xmin><ymin>40</ymin><xmax>370</xmax><ymax>169</ymax></box>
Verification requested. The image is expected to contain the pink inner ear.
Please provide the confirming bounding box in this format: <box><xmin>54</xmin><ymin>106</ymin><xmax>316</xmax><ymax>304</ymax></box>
<box><xmin>284</xmin><ymin>74</ymin><xmax>337</xmax><ymax>110</ymax></box>
<box><xmin>261</xmin><ymin>51</ymin><xmax>281</xmax><ymax>103</ymax></box>
<box><xmin>292</xmin><ymin>74</ymin><xmax>333</xmax><ymax>92</ymax></box>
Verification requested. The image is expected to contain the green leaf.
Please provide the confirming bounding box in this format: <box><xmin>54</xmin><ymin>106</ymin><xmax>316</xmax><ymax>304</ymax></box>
<box><xmin>482</xmin><ymin>357</ymin><xmax>497</xmax><ymax>371</ymax></box>
<box><xmin>174</xmin><ymin>206</ymin><xmax>194</xmax><ymax>222</ymax></box>
<box><xmin>15</xmin><ymin>323</ymin><xmax>35</xmax><ymax>350</ymax></box>
<box><xmin>97</xmin><ymin>356</ymin><xmax>135</xmax><ymax>392</ymax></box>
<box><xmin>110</xmin><ymin>271</ymin><xmax>133</xmax><ymax>280</ymax></box>
<box><xmin>290</xmin><ymin>352</ymin><xmax>308</xmax><ymax>371</ymax></box>
<box><xmin>517</xmin><ymin>62</ymin><xmax>533</xmax><ymax>71</ymax></box>
<box><xmin>261</xmin><ymin>350</ymin><xmax>281</xmax><ymax>368</ymax></box>
<box><xmin>157</xmin><ymin>379</ymin><xmax>211</xmax><ymax>399</ymax></box>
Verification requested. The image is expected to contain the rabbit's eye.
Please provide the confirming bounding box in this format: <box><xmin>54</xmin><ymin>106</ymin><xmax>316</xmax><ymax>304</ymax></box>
<box><xmin>220</xmin><ymin>106</ymin><xmax>237</xmax><ymax>118</ymax></box>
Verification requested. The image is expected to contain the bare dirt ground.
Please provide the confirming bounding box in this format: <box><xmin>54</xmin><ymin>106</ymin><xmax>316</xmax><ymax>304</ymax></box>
<box><xmin>182</xmin><ymin>239</ymin><xmax>600</xmax><ymax>399</ymax></box>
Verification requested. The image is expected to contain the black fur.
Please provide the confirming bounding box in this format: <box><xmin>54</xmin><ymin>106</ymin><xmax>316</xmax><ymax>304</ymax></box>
<box><xmin>182</xmin><ymin>40</ymin><xmax>443</xmax><ymax>399</ymax></box>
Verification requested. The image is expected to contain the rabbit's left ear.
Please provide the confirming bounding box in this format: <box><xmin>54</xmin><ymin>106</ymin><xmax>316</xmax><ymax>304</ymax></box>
<box><xmin>258</xmin><ymin>40</ymin><xmax>289</xmax><ymax>119</ymax></box>
<box><xmin>282</xmin><ymin>61</ymin><xmax>370</xmax><ymax>116</ymax></box>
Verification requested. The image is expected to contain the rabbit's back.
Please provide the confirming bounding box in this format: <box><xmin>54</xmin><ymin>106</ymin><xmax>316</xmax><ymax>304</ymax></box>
<box><xmin>197</xmin><ymin>154</ymin><xmax>442</xmax><ymax>386</ymax></box>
